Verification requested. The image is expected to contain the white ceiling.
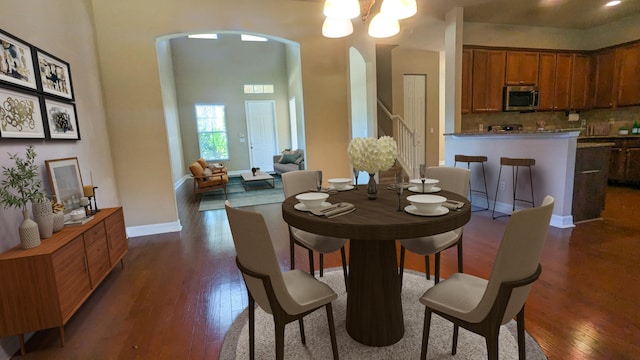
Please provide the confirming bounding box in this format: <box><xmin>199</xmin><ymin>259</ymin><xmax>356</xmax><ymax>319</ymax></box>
<box><xmin>299</xmin><ymin>0</ymin><xmax>640</xmax><ymax>49</ymax></box>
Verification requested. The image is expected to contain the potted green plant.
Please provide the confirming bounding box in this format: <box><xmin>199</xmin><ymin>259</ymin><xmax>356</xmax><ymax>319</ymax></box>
<box><xmin>618</xmin><ymin>127</ymin><xmax>629</xmax><ymax>135</ymax></box>
<box><xmin>0</xmin><ymin>145</ymin><xmax>47</xmax><ymax>249</ymax></box>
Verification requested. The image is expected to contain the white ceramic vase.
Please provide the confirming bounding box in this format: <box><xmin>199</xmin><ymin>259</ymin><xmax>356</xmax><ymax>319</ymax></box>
<box><xmin>32</xmin><ymin>198</ymin><xmax>53</xmax><ymax>239</ymax></box>
<box><xmin>19</xmin><ymin>209</ymin><xmax>41</xmax><ymax>249</ymax></box>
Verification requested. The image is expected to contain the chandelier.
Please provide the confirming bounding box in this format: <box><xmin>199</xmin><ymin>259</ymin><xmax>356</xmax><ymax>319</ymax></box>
<box><xmin>322</xmin><ymin>0</ymin><xmax>417</xmax><ymax>39</ymax></box>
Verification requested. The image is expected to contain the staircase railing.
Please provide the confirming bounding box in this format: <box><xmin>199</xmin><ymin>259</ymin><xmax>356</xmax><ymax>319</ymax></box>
<box><xmin>377</xmin><ymin>98</ymin><xmax>416</xmax><ymax>178</ymax></box>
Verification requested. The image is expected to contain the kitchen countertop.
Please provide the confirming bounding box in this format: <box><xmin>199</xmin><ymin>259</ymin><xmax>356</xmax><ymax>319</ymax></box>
<box><xmin>577</xmin><ymin>142</ymin><xmax>616</xmax><ymax>149</ymax></box>
<box><xmin>445</xmin><ymin>129</ymin><xmax>581</xmax><ymax>136</ymax></box>
<box><xmin>578</xmin><ymin>135</ymin><xmax>640</xmax><ymax>140</ymax></box>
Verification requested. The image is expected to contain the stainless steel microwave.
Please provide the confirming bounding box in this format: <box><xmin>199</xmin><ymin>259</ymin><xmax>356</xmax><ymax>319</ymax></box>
<box><xmin>503</xmin><ymin>85</ymin><xmax>539</xmax><ymax>111</ymax></box>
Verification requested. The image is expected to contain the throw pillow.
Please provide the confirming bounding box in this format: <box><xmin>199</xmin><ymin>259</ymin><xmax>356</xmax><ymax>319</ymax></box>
<box><xmin>280</xmin><ymin>153</ymin><xmax>301</xmax><ymax>164</ymax></box>
<box><xmin>203</xmin><ymin>167</ymin><xmax>213</xmax><ymax>181</ymax></box>
<box><xmin>294</xmin><ymin>156</ymin><xmax>304</xmax><ymax>165</ymax></box>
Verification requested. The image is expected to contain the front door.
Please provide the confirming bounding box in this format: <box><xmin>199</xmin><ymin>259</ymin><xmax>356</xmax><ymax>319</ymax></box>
<box><xmin>245</xmin><ymin>100</ymin><xmax>278</xmax><ymax>172</ymax></box>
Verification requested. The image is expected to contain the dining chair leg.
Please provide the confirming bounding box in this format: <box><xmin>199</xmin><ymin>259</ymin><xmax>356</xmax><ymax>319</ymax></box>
<box><xmin>457</xmin><ymin>237</ymin><xmax>464</xmax><ymax>273</ymax></box>
<box><xmin>399</xmin><ymin>246</ymin><xmax>406</xmax><ymax>286</ymax></box>
<box><xmin>275</xmin><ymin>320</ymin><xmax>286</xmax><ymax>360</ymax></box>
<box><xmin>319</xmin><ymin>253</ymin><xmax>324</xmax><ymax>277</ymax></box>
<box><xmin>421</xmin><ymin>308</ymin><xmax>432</xmax><ymax>360</ymax></box>
<box><xmin>289</xmin><ymin>235</ymin><xmax>295</xmax><ymax>271</ymax></box>
<box><xmin>308</xmin><ymin>249</ymin><xmax>315</xmax><ymax>276</ymax></box>
<box><xmin>340</xmin><ymin>247</ymin><xmax>348</xmax><ymax>292</ymax></box>
<box><xmin>434</xmin><ymin>253</ymin><xmax>441</xmax><ymax>284</ymax></box>
<box><xmin>249</xmin><ymin>295</ymin><xmax>255</xmax><ymax>360</ymax></box>
<box><xmin>452</xmin><ymin>324</ymin><xmax>459</xmax><ymax>355</ymax></box>
<box><xmin>299</xmin><ymin>318</ymin><xmax>306</xmax><ymax>345</ymax></box>
<box><xmin>424</xmin><ymin>255</ymin><xmax>431</xmax><ymax>280</ymax></box>
<box><xmin>325</xmin><ymin>303</ymin><xmax>339</xmax><ymax>360</ymax></box>
<box><xmin>517</xmin><ymin>306</ymin><xmax>526</xmax><ymax>359</ymax></box>
<box><xmin>486</xmin><ymin>331</ymin><xmax>499</xmax><ymax>360</ymax></box>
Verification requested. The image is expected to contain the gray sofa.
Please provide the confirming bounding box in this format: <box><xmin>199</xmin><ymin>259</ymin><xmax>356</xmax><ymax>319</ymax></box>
<box><xmin>273</xmin><ymin>150</ymin><xmax>305</xmax><ymax>175</ymax></box>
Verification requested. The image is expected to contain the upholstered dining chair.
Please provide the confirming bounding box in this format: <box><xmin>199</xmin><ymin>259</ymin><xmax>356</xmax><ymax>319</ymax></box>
<box><xmin>419</xmin><ymin>196</ymin><xmax>554</xmax><ymax>360</ymax></box>
<box><xmin>399</xmin><ymin>166</ymin><xmax>470</xmax><ymax>286</ymax></box>
<box><xmin>225</xmin><ymin>201</ymin><xmax>339</xmax><ymax>360</ymax></box>
<box><xmin>282</xmin><ymin>170</ymin><xmax>349</xmax><ymax>291</ymax></box>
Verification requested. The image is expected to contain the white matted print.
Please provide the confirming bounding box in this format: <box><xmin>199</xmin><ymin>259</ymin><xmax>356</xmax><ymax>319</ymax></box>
<box><xmin>0</xmin><ymin>86</ymin><xmax>45</xmax><ymax>139</ymax></box>
<box><xmin>45</xmin><ymin>157</ymin><xmax>84</xmax><ymax>204</ymax></box>
<box><xmin>36</xmin><ymin>49</ymin><xmax>74</xmax><ymax>100</ymax></box>
<box><xmin>44</xmin><ymin>98</ymin><xmax>79</xmax><ymax>139</ymax></box>
<box><xmin>0</xmin><ymin>29</ymin><xmax>38</xmax><ymax>90</ymax></box>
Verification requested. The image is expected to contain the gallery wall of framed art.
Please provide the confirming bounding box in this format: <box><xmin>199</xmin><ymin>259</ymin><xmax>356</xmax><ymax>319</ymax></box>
<box><xmin>0</xmin><ymin>28</ymin><xmax>79</xmax><ymax>140</ymax></box>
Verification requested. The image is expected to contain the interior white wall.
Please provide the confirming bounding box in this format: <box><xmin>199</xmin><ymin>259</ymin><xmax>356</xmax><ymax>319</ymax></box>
<box><xmin>444</xmin><ymin>7</ymin><xmax>464</xmax><ymax>134</ymax></box>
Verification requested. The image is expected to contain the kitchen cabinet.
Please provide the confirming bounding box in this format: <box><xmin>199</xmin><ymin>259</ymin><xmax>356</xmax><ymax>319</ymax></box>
<box><xmin>570</xmin><ymin>54</ymin><xmax>591</xmax><ymax>110</ymax></box>
<box><xmin>617</xmin><ymin>42</ymin><xmax>640</xmax><ymax>107</ymax></box>
<box><xmin>461</xmin><ymin>49</ymin><xmax>473</xmax><ymax>114</ymax></box>
<box><xmin>554</xmin><ymin>53</ymin><xmax>573</xmax><ymax>110</ymax></box>
<box><xmin>505</xmin><ymin>51</ymin><xmax>539</xmax><ymax>85</ymax></box>
<box><xmin>573</xmin><ymin>144</ymin><xmax>612</xmax><ymax>222</ymax></box>
<box><xmin>471</xmin><ymin>49</ymin><xmax>506</xmax><ymax>112</ymax></box>
<box><xmin>592</xmin><ymin>48</ymin><xmax>617</xmax><ymax>108</ymax></box>
<box><xmin>537</xmin><ymin>52</ymin><xmax>557</xmax><ymax>110</ymax></box>
<box><xmin>0</xmin><ymin>208</ymin><xmax>127</xmax><ymax>355</ymax></box>
<box><xmin>580</xmin><ymin>137</ymin><xmax>640</xmax><ymax>184</ymax></box>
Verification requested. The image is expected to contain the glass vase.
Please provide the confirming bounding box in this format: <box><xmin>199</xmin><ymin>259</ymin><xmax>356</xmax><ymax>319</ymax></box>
<box><xmin>367</xmin><ymin>173</ymin><xmax>377</xmax><ymax>200</ymax></box>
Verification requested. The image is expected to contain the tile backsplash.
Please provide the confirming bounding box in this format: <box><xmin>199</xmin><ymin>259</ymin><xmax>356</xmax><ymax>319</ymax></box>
<box><xmin>462</xmin><ymin>106</ymin><xmax>640</xmax><ymax>135</ymax></box>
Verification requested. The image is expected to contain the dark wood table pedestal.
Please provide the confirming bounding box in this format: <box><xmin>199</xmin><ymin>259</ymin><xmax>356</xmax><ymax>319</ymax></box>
<box><xmin>346</xmin><ymin>239</ymin><xmax>404</xmax><ymax>346</ymax></box>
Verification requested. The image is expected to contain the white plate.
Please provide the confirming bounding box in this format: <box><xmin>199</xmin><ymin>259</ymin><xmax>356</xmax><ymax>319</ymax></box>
<box><xmin>408</xmin><ymin>186</ymin><xmax>441</xmax><ymax>194</ymax></box>
<box><xmin>294</xmin><ymin>202</ymin><xmax>332</xmax><ymax>212</ymax></box>
<box><xmin>404</xmin><ymin>205</ymin><xmax>449</xmax><ymax>217</ymax></box>
<box><xmin>328</xmin><ymin>185</ymin><xmax>354</xmax><ymax>191</ymax></box>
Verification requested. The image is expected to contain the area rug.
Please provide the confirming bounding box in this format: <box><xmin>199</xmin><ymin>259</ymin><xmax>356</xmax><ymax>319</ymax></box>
<box><xmin>198</xmin><ymin>175</ymin><xmax>284</xmax><ymax>211</ymax></box>
<box><xmin>219</xmin><ymin>269</ymin><xmax>547</xmax><ymax>359</ymax></box>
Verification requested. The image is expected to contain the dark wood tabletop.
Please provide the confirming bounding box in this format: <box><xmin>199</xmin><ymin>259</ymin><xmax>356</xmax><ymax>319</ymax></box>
<box><xmin>282</xmin><ymin>186</ymin><xmax>471</xmax><ymax>346</ymax></box>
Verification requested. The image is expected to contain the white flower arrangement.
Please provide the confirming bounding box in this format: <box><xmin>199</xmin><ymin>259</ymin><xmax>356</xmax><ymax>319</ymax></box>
<box><xmin>347</xmin><ymin>136</ymin><xmax>398</xmax><ymax>174</ymax></box>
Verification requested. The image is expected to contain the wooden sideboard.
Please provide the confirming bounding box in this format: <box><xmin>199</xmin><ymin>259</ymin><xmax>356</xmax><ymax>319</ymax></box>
<box><xmin>0</xmin><ymin>207</ymin><xmax>127</xmax><ymax>355</ymax></box>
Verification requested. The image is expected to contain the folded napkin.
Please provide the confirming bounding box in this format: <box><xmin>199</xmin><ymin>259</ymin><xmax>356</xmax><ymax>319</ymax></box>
<box><xmin>310</xmin><ymin>187</ymin><xmax>338</xmax><ymax>194</ymax></box>
<box><xmin>442</xmin><ymin>199</ymin><xmax>465</xmax><ymax>210</ymax></box>
<box><xmin>311</xmin><ymin>202</ymin><xmax>355</xmax><ymax>218</ymax></box>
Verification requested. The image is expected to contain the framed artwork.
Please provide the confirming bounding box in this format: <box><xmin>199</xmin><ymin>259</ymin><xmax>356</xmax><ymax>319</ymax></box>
<box><xmin>0</xmin><ymin>29</ymin><xmax>38</xmax><ymax>90</ymax></box>
<box><xmin>44</xmin><ymin>97</ymin><xmax>80</xmax><ymax>140</ymax></box>
<box><xmin>45</xmin><ymin>157</ymin><xmax>84</xmax><ymax>204</ymax></box>
<box><xmin>0</xmin><ymin>85</ymin><xmax>45</xmax><ymax>139</ymax></box>
<box><xmin>36</xmin><ymin>49</ymin><xmax>74</xmax><ymax>100</ymax></box>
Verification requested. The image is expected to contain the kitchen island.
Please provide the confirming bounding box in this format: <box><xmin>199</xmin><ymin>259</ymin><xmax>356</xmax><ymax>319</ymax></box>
<box><xmin>444</xmin><ymin>130</ymin><xmax>580</xmax><ymax>228</ymax></box>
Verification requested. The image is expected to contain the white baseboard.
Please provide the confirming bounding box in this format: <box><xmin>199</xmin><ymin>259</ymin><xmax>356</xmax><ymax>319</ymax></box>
<box><xmin>471</xmin><ymin>194</ymin><xmax>574</xmax><ymax>229</ymax></box>
<box><xmin>126</xmin><ymin>220</ymin><xmax>182</xmax><ymax>238</ymax></box>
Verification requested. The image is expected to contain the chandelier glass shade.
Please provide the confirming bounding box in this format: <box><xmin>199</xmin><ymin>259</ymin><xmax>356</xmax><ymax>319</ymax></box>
<box><xmin>368</xmin><ymin>12</ymin><xmax>400</xmax><ymax>38</ymax></box>
<box><xmin>322</xmin><ymin>17</ymin><xmax>354</xmax><ymax>38</ymax></box>
<box><xmin>380</xmin><ymin>0</ymin><xmax>417</xmax><ymax>20</ymax></box>
<box><xmin>323</xmin><ymin>0</ymin><xmax>361</xmax><ymax>20</ymax></box>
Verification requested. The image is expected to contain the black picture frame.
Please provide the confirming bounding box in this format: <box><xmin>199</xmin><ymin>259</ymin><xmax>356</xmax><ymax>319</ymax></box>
<box><xmin>0</xmin><ymin>28</ymin><xmax>38</xmax><ymax>91</ymax></box>
<box><xmin>42</xmin><ymin>97</ymin><xmax>80</xmax><ymax>140</ymax></box>
<box><xmin>0</xmin><ymin>84</ymin><xmax>45</xmax><ymax>139</ymax></box>
<box><xmin>35</xmin><ymin>48</ymin><xmax>74</xmax><ymax>101</ymax></box>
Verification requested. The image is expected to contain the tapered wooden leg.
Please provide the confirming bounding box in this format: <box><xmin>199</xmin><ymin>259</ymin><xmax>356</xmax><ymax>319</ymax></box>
<box><xmin>452</xmin><ymin>324</ymin><xmax>459</xmax><ymax>355</ymax></box>
<box><xmin>326</xmin><ymin>303</ymin><xmax>339</xmax><ymax>360</ymax></box>
<box><xmin>457</xmin><ymin>237</ymin><xmax>464</xmax><ymax>273</ymax></box>
<box><xmin>421</xmin><ymin>309</ymin><xmax>432</xmax><ymax>360</ymax></box>
<box><xmin>120</xmin><ymin>258</ymin><xmax>125</xmax><ymax>270</ymax></box>
<box><xmin>308</xmin><ymin>249</ymin><xmax>314</xmax><ymax>276</ymax></box>
<box><xmin>59</xmin><ymin>326</ymin><xmax>65</xmax><ymax>347</ymax></box>
<box><xmin>320</xmin><ymin>254</ymin><xmax>324</xmax><ymax>277</ymax></box>
<box><xmin>275</xmin><ymin>321</ymin><xmax>285</xmax><ymax>360</ymax></box>
<box><xmin>435</xmin><ymin>253</ymin><xmax>441</xmax><ymax>284</ymax></box>
<box><xmin>249</xmin><ymin>296</ymin><xmax>255</xmax><ymax>360</ymax></box>
<box><xmin>517</xmin><ymin>306</ymin><xmax>526</xmax><ymax>359</ymax></box>
<box><xmin>289</xmin><ymin>234</ymin><xmax>295</xmax><ymax>270</ymax></box>
<box><xmin>486</xmin><ymin>328</ymin><xmax>499</xmax><ymax>360</ymax></box>
<box><xmin>425</xmin><ymin>255</ymin><xmax>431</xmax><ymax>280</ymax></box>
<box><xmin>19</xmin><ymin>334</ymin><xmax>25</xmax><ymax>356</ymax></box>
<box><xmin>299</xmin><ymin>318</ymin><xmax>306</xmax><ymax>345</ymax></box>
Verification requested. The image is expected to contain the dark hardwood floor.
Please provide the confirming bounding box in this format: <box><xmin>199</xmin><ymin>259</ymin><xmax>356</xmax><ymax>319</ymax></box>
<box><xmin>17</xmin><ymin>181</ymin><xmax>640</xmax><ymax>359</ymax></box>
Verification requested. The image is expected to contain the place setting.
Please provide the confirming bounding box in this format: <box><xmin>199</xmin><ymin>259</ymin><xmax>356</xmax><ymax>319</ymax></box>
<box><xmin>407</xmin><ymin>164</ymin><xmax>441</xmax><ymax>193</ymax></box>
<box><xmin>293</xmin><ymin>192</ymin><xmax>355</xmax><ymax>218</ymax></box>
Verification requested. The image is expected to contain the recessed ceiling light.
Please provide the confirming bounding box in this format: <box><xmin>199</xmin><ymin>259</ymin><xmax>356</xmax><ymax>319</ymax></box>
<box><xmin>188</xmin><ymin>34</ymin><xmax>218</xmax><ymax>39</ymax></box>
<box><xmin>606</xmin><ymin>0</ymin><xmax>622</xmax><ymax>7</ymax></box>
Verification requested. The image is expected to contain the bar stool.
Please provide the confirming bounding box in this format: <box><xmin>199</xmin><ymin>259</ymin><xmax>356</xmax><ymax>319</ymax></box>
<box><xmin>454</xmin><ymin>154</ymin><xmax>489</xmax><ymax>211</ymax></box>
<box><xmin>492</xmin><ymin>157</ymin><xmax>535</xmax><ymax>219</ymax></box>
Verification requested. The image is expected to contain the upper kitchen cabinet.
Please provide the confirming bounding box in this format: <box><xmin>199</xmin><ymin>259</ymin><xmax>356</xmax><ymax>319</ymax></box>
<box><xmin>553</xmin><ymin>53</ymin><xmax>573</xmax><ymax>110</ymax></box>
<box><xmin>505</xmin><ymin>51</ymin><xmax>539</xmax><ymax>85</ymax></box>
<box><xmin>617</xmin><ymin>42</ymin><xmax>640</xmax><ymax>107</ymax></box>
<box><xmin>570</xmin><ymin>53</ymin><xmax>591</xmax><ymax>110</ymax></box>
<box><xmin>538</xmin><ymin>52</ymin><xmax>557</xmax><ymax>110</ymax></box>
<box><xmin>472</xmin><ymin>49</ymin><xmax>506</xmax><ymax>112</ymax></box>
<box><xmin>592</xmin><ymin>48</ymin><xmax>617</xmax><ymax>108</ymax></box>
<box><xmin>461</xmin><ymin>49</ymin><xmax>473</xmax><ymax>114</ymax></box>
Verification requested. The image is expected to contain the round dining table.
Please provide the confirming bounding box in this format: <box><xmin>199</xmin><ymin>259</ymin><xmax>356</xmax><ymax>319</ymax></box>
<box><xmin>281</xmin><ymin>185</ymin><xmax>471</xmax><ymax>346</ymax></box>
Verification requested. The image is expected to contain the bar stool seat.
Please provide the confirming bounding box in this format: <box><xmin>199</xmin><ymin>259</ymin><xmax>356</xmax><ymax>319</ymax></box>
<box><xmin>492</xmin><ymin>157</ymin><xmax>535</xmax><ymax>219</ymax></box>
<box><xmin>454</xmin><ymin>154</ymin><xmax>489</xmax><ymax>211</ymax></box>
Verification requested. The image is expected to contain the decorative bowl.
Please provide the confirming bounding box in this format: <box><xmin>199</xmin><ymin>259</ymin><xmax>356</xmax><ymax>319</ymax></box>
<box><xmin>69</xmin><ymin>209</ymin><xmax>86</xmax><ymax>221</ymax></box>
<box><xmin>409</xmin><ymin>178</ymin><xmax>439</xmax><ymax>191</ymax></box>
<box><xmin>295</xmin><ymin>192</ymin><xmax>329</xmax><ymax>209</ymax></box>
<box><xmin>406</xmin><ymin>194</ymin><xmax>447</xmax><ymax>213</ymax></box>
<box><xmin>328</xmin><ymin>178</ymin><xmax>352</xmax><ymax>190</ymax></box>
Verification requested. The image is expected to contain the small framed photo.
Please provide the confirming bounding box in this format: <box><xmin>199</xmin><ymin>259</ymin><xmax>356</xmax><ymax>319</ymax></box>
<box><xmin>36</xmin><ymin>49</ymin><xmax>74</xmax><ymax>100</ymax></box>
<box><xmin>44</xmin><ymin>97</ymin><xmax>80</xmax><ymax>140</ymax></box>
<box><xmin>0</xmin><ymin>85</ymin><xmax>45</xmax><ymax>139</ymax></box>
<box><xmin>45</xmin><ymin>157</ymin><xmax>84</xmax><ymax>204</ymax></box>
<box><xmin>0</xmin><ymin>29</ymin><xmax>38</xmax><ymax>90</ymax></box>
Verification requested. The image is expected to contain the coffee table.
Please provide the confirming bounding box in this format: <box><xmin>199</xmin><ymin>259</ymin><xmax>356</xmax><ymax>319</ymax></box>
<box><xmin>240</xmin><ymin>172</ymin><xmax>275</xmax><ymax>190</ymax></box>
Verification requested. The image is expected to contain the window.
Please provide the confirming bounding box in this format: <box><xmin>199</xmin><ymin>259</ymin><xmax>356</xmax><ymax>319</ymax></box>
<box><xmin>243</xmin><ymin>84</ymin><xmax>274</xmax><ymax>94</ymax></box>
<box><xmin>195</xmin><ymin>104</ymin><xmax>229</xmax><ymax>161</ymax></box>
